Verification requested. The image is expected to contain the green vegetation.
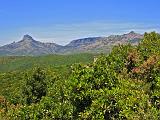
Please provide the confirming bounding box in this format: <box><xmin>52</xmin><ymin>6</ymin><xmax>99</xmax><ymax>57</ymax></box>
<box><xmin>0</xmin><ymin>53</ymin><xmax>95</xmax><ymax>106</ymax></box>
<box><xmin>22</xmin><ymin>68</ymin><xmax>47</xmax><ymax>105</ymax></box>
<box><xmin>0</xmin><ymin>32</ymin><xmax>160</xmax><ymax>119</ymax></box>
<box><xmin>0</xmin><ymin>53</ymin><xmax>95</xmax><ymax>73</ymax></box>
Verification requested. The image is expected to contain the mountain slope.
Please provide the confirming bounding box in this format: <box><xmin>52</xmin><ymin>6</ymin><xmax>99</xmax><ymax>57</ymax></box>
<box><xmin>59</xmin><ymin>37</ymin><xmax>103</xmax><ymax>53</ymax></box>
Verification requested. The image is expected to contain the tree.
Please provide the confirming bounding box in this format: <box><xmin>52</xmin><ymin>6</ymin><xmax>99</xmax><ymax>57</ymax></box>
<box><xmin>68</xmin><ymin>56</ymin><xmax>119</xmax><ymax>119</ymax></box>
<box><xmin>23</xmin><ymin>67</ymin><xmax>47</xmax><ymax>105</ymax></box>
<box><xmin>138</xmin><ymin>32</ymin><xmax>160</xmax><ymax>59</ymax></box>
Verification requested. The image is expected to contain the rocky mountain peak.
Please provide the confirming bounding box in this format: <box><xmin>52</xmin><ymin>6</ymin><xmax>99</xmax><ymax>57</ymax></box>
<box><xmin>129</xmin><ymin>31</ymin><xmax>136</xmax><ymax>34</ymax></box>
<box><xmin>22</xmin><ymin>34</ymin><xmax>34</xmax><ymax>41</ymax></box>
<box><xmin>123</xmin><ymin>31</ymin><xmax>143</xmax><ymax>39</ymax></box>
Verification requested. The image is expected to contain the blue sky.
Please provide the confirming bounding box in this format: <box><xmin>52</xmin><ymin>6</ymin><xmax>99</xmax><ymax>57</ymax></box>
<box><xmin>0</xmin><ymin>0</ymin><xmax>160</xmax><ymax>45</ymax></box>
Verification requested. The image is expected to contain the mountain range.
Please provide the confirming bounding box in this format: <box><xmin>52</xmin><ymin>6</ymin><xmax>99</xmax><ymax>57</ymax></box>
<box><xmin>0</xmin><ymin>31</ymin><xmax>143</xmax><ymax>56</ymax></box>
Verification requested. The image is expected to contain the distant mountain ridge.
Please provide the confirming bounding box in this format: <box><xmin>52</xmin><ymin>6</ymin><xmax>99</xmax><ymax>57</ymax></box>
<box><xmin>0</xmin><ymin>31</ymin><xmax>143</xmax><ymax>56</ymax></box>
<box><xmin>0</xmin><ymin>35</ymin><xmax>62</xmax><ymax>56</ymax></box>
<box><xmin>62</xmin><ymin>31</ymin><xmax>143</xmax><ymax>53</ymax></box>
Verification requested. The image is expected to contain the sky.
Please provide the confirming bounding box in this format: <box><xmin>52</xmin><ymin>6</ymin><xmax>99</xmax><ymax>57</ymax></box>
<box><xmin>0</xmin><ymin>0</ymin><xmax>160</xmax><ymax>45</ymax></box>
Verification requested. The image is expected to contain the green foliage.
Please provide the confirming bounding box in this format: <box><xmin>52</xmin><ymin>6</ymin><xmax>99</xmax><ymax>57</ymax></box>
<box><xmin>22</xmin><ymin>68</ymin><xmax>47</xmax><ymax>104</ymax></box>
<box><xmin>106</xmin><ymin>44</ymin><xmax>135</xmax><ymax>74</ymax></box>
<box><xmin>0</xmin><ymin>71</ymin><xmax>24</xmax><ymax>105</ymax></box>
<box><xmin>0</xmin><ymin>53</ymin><xmax>95</xmax><ymax>73</ymax></box>
<box><xmin>138</xmin><ymin>32</ymin><xmax>160</xmax><ymax>59</ymax></box>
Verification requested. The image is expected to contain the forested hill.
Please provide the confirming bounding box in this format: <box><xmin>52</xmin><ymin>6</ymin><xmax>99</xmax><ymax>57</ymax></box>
<box><xmin>0</xmin><ymin>32</ymin><xmax>160</xmax><ymax>119</ymax></box>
